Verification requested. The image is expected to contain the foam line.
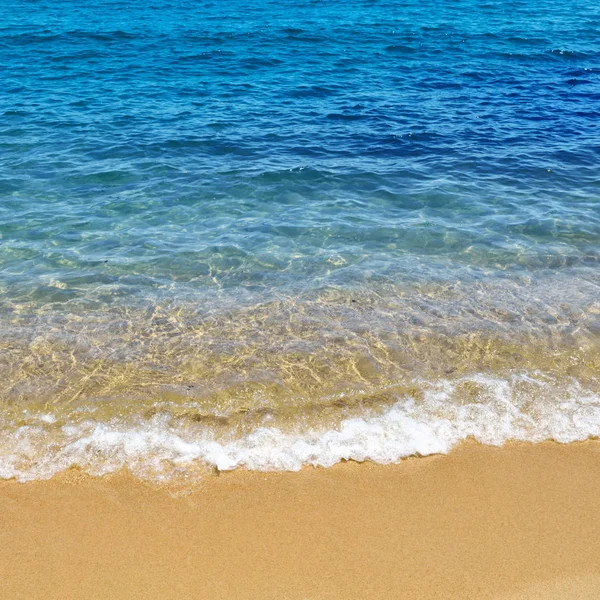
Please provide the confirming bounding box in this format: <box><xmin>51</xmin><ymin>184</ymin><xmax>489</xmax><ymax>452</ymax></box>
<box><xmin>2</xmin><ymin>374</ymin><xmax>599</xmax><ymax>482</ymax></box>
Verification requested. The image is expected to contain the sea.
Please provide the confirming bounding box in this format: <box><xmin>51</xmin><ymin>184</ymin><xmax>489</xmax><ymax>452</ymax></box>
<box><xmin>1</xmin><ymin>0</ymin><xmax>599</xmax><ymax>482</ymax></box>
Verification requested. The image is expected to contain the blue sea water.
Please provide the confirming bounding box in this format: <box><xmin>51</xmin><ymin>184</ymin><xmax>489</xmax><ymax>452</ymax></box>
<box><xmin>1</xmin><ymin>0</ymin><xmax>600</xmax><ymax>480</ymax></box>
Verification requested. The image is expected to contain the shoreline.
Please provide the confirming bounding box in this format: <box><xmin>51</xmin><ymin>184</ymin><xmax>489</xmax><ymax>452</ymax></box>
<box><xmin>2</xmin><ymin>441</ymin><xmax>600</xmax><ymax>599</ymax></box>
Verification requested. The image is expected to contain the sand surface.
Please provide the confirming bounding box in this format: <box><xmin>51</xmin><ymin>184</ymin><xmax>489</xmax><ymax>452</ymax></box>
<box><xmin>2</xmin><ymin>441</ymin><xmax>600</xmax><ymax>599</ymax></box>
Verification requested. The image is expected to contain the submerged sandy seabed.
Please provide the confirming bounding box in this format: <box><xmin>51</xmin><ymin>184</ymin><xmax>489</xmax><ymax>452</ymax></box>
<box><xmin>2</xmin><ymin>441</ymin><xmax>600</xmax><ymax>600</ymax></box>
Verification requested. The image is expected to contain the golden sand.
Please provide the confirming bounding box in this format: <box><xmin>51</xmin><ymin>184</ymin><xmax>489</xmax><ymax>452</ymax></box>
<box><xmin>2</xmin><ymin>441</ymin><xmax>600</xmax><ymax>599</ymax></box>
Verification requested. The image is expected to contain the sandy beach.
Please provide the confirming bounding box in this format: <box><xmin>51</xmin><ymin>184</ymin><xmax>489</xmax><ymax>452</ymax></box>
<box><xmin>3</xmin><ymin>0</ymin><xmax>599</xmax><ymax>598</ymax></box>
<box><xmin>2</xmin><ymin>441</ymin><xmax>600</xmax><ymax>599</ymax></box>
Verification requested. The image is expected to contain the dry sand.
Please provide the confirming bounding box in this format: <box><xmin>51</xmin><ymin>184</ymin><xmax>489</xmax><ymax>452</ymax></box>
<box><xmin>2</xmin><ymin>441</ymin><xmax>600</xmax><ymax>599</ymax></box>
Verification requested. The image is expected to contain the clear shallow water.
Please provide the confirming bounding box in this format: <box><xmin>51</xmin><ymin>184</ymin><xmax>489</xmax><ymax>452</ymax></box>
<box><xmin>1</xmin><ymin>0</ymin><xmax>600</xmax><ymax>481</ymax></box>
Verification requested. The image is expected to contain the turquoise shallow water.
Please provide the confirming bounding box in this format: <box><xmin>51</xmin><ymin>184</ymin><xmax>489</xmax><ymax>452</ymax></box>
<box><xmin>1</xmin><ymin>0</ymin><xmax>600</xmax><ymax>481</ymax></box>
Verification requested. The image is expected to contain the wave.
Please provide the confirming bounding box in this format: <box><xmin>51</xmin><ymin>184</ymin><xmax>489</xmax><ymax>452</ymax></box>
<box><xmin>2</xmin><ymin>373</ymin><xmax>599</xmax><ymax>483</ymax></box>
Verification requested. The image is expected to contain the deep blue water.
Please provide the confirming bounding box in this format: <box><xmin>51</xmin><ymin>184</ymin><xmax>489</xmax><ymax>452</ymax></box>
<box><xmin>1</xmin><ymin>0</ymin><xmax>600</xmax><ymax>480</ymax></box>
<box><xmin>1</xmin><ymin>0</ymin><xmax>599</xmax><ymax>307</ymax></box>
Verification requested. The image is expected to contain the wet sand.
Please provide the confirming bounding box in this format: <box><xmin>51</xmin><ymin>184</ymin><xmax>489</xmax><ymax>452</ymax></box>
<box><xmin>2</xmin><ymin>441</ymin><xmax>600</xmax><ymax>599</ymax></box>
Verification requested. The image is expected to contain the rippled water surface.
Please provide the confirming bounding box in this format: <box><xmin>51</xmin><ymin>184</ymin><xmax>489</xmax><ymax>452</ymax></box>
<box><xmin>1</xmin><ymin>0</ymin><xmax>599</xmax><ymax>481</ymax></box>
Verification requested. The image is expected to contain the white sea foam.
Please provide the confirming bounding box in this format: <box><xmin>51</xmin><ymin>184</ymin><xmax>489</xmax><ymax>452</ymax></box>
<box><xmin>1</xmin><ymin>374</ymin><xmax>600</xmax><ymax>482</ymax></box>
